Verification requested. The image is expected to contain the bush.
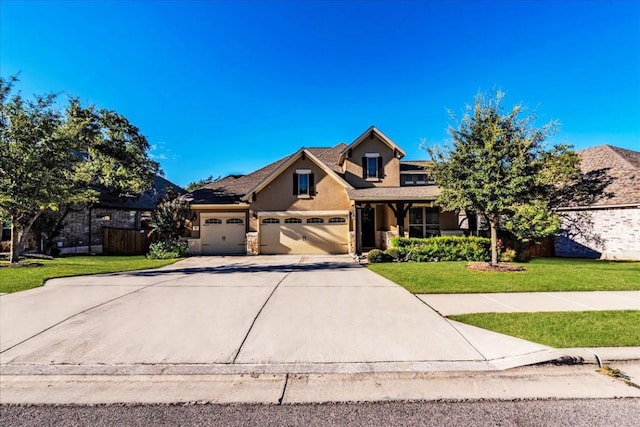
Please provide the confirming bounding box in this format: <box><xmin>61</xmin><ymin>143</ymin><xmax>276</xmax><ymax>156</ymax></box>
<box><xmin>367</xmin><ymin>249</ymin><xmax>385</xmax><ymax>263</ymax></box>
<box><xmin>383</xmin><ymin>248</ymin><xmax>400</xmax><ymax>261</ymax></box>
<box><xmin>147</xmin><ymin>240</ymin><xmax>188</xmax><ymax>259</ymax></box>
<box><xmin>390</xmin><ymin>236</ymin><xmax>490</xmax><ymax>262</ymax></box>
<box><xmin>499</xmin><ymin>248</ymin><xmax>517</xmax><ymax>262</ymax></box>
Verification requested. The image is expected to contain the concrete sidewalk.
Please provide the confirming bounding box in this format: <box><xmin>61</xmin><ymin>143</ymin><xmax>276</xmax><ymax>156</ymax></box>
<box><xmin>418</xmin><ymin>291</ymin><xmax>640</xmax><ymax>316</ymax></box>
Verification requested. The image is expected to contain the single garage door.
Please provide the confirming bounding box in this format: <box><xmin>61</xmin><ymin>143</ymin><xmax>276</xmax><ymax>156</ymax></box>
<box><xmin>200</xmin><ymin>212</ymin><xmax>246</xmax><ymax>255</ymax></box>
<box><xmin>259</xmin><ymin>213</ymin><xmax>349</xmax><ymax>255</ymax></box>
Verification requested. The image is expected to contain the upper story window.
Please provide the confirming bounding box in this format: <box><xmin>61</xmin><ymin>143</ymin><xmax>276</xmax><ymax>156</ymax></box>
<box><xmin>362</xmin><ymin>153</ymin><xmax>383</xmax><ymax>180</ymax></box>
<box><xmin>404</xmin><ymin>175</ymin><xmax>414</xmax><ymax>185</ymax></box>
<box><xmin>293</xmin><ymin>169</ymin><xmax>315</xmax><ymax>197</ymax></box>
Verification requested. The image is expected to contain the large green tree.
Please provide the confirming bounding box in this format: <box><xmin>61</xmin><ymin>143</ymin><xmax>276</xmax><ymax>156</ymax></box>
<box><xmin>0</xmin><ymin>77</ymin><xmax>160</xmax><ymax>263</ymax></box>
<box><xmin>428</xmin><ymin>91</ymin><xmax>580</xmax><ymax>265</ymax></box>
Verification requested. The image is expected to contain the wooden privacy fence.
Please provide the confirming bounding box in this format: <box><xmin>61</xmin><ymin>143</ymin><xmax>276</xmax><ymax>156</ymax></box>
<box><xmin>529</xmin><ymin>237</ymin><xmax>555</xmax><ymax>258</ymax></box>
<box><xmin>103</xmin><ymin>227</ymin><xmax>150</xmax><ymax>255</ymax></box>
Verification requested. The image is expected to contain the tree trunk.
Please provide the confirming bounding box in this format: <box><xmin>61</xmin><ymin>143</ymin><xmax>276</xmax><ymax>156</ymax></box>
<box><xmin>489</xmin><ymin>217</ymin><xmax>499</xmax><ymax>265</ymax></box>
<box><xmin>9</xmin><ymin>221</ymin><xmax>24</xmax><ymax>264</ymax></box>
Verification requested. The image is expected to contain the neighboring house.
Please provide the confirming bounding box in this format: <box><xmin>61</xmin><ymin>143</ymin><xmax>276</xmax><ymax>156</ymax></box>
<box><xmin>45</xmin><ymin>175</ymin><xmax>184</xmax><ymax>255</ymax></box>
<box><xmin>555</xmin><ymin>145</ymin><xmax>640</xmax><ymax>260</ymax></box>
<box><xmin>183</xmin><ymin>126</ymin><xmax>470</xmax><ymax>255</ymax></box>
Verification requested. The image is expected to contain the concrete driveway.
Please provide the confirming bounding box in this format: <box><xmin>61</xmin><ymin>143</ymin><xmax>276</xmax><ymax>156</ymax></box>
<box><xmin>0</xmin><ymin>255</ymin><xmax>558</xmax><ymax>375</ymax></box>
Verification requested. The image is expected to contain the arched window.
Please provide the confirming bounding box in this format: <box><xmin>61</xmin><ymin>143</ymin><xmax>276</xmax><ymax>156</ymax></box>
<box><xmin>284</xmin><ymin>218</ymin><xmax>302</xmax><ymax>224</ymax></box>
<box><xmin>306</xmin><ymin>217</ymin><xmax>324</xmax><ymax>224</ymax></box>
<box><xmin>226</xmin><ymin>218</ymin><xmax>243</xmax><ymax>224</ymax></box>
<box><xmin>261</xmin><ymin>218</ymin><xmax>280</xmax><ymax>224</ymax></box>
<box><xmin>204</xmin><ymin>218</ymin><xmax>222</xmax><ymax>225</ymax></box>
<box><xmin>328</xmin><ymin>217</ymin><xmax>346</xmax><ymax>223</ymax></box>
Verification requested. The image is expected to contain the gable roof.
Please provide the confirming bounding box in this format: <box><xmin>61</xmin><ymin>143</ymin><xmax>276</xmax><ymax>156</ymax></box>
<box><xmin>240</xmin><ymin>147</ymin><xmax>353</xmax><ymax>201</ymax></box>
<box><xmin>184</xmin><ymin>144</ymin><xmax>351</xmax><ymax>205</ymax></box>
<box><xmin>575</xmin><ymin>144</ymin><xmax>640</xmax><ymax>207</ymax></box>
<box><xmin>338</xmin><ymin>126</ymin><xmax>406</xmax><ymax>165</ymax></box>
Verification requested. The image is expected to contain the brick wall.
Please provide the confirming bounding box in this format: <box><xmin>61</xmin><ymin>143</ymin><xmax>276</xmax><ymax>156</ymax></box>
<box><xmin>58</xmin><ymin>208</ymin><xmax>140</xmax><ymax>250</ymax></box>
<box><xmin>555</xmin><ymin>207</ymin><xmax>640</xmax><ymax>260</ymax></box>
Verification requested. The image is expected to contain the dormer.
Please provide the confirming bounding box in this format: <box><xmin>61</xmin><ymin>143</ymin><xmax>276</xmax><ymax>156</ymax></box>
<box><xmin>338</xmin><ymin>126</ymin><xmax>405</xmax><ymax>188</ymax></box>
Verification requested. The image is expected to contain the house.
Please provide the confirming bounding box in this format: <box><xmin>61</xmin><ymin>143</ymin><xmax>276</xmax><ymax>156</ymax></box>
<box><xmin>555</xmin><ymin>145</ymin><xmax>640</xmax><ymax>260</ymax></box>
<box><xmin>40</xmin><ymin>175</ymin><xmax>184</xmax><ymax>255</ymax></box>
<box><xmin>183</xmin><ymin>126</ymin><xmax>469</xmax><ymax>255</ymax></box>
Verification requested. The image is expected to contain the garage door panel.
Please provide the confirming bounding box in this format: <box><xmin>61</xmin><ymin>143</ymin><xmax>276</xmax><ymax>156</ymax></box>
<box><xmin>200</xmin><ymin>213</ymin><xmax>246</xmax><ymax>255</ymax></box>
<box><xmin>260</xmin><ymin>215</ymin><xmax>348</xmax><ymax>255</ymax></box>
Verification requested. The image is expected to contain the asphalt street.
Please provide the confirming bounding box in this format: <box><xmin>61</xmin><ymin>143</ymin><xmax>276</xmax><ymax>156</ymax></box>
<box><xmin>2</xmin><ymin>399</ymin><xmax>640</xmax><ymax>427</ymax></box>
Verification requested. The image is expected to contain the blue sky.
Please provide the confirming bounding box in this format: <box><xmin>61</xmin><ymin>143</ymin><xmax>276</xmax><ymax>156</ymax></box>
<box><xmin>2</xmin><ymin>1</ymin><xmax>639</xmax><ymax>187</ymax></box>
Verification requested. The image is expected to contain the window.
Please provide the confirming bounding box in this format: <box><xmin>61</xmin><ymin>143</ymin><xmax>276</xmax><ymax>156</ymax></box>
<box><xmin>293</xmin><ymin>169</ymin><xmax>315</xmax><ymax>196</ymax></box>
<box><xmin>261</xmin><ymin>218</ymin><xmax>280</xmax><ymax>224</ymax></box>
<box><xmin>204</xmin><ymin>218</ymin><xmax>222</xmax><ymax>225</ymax></box>
<box><xmin>328</xmin><ymin>217</ymin><xmax>346</xmax><ymax>223</ymax></box>
<box><xmin>306</xmin><ymin>217</ymin><xmax>324</xmax><ymax>224</ymax></box>
<box><xmin>1</xmin><ymin>222</ymin><xmax>10</xmax><ymax>241</ymax></box>
<box><xmin>409</xmin><ymin>207</ymin><xmax>440</xmax><ymax>238</ymax></box>
<box><xmin>284</xmin><ymin>218</ymin><xmax>302</xmax><ymax>224</ymax></box>
<box><xmin>227</xmin><ymin>218</ymin><xmax>243</xmax><ymax>224</ymax></box>
<box><xmin>416</xmin><ymin>174</ymin><xmax>426</xmax><ymax>184</ymax></box>
<box><xmin>362</xmin><ymin>153</ymin><xmax>383</xmax><ymax>180</ymax></box>
<box><xmin>404</xmin><ymin>175</ymin><xmax>413</xmax><ymax>185</ymax></box>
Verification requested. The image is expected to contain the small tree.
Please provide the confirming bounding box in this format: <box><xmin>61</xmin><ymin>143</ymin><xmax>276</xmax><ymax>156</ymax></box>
<box><xmin>148</xmin><ymin>191</ymin><xmax>191</xmax><ymax>241</ymax></box>
<box><xmin>428</xmin><ymin>91</ymin><xmax>580</xmax><ymax>265</ymax></box>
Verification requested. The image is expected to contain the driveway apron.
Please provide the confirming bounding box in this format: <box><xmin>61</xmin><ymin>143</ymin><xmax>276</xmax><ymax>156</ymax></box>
<box><xmin>1</xmin><ymin>255</ymin><xmax>554</xmax><ymax>372</ymax></box>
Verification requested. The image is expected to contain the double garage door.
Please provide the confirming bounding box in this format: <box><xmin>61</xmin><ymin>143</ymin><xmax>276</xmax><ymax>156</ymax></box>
<box><xmin>259</xmin><ymin>212</ymin><xmax>349</xmax><ymax>255</ymax></box>
<box><xmin>200</xmin><ymin>212</ymin><xmax>246</xmax><ymax>255</ymax></box>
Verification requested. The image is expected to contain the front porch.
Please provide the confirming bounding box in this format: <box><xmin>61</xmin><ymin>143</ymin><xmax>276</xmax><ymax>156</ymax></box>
<box><xmin>352</xmin><ymin>200</ymin><xmax>473</xmax><ymax>255</ymax></box>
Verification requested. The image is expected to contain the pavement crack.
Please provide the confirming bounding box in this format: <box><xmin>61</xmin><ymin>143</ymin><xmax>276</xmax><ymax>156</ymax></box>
<box><xmin>231</xmin><ymin>271</ymin><xmax>292</xmax><ymax>364</ymax></box>
<box><xmin>278</xmin><ymin>373</ymin><xmax>289</xmax><ymax>404</ymax></box>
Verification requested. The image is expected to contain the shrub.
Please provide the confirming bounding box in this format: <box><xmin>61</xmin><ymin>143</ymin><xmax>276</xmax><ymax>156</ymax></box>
<box><xmin>367</xmin><ymin>249</ymin><xmax>385</xmax><ymax>263</ymax></box>
<box><xmin>383</xmin><ymin>248</ymin><xmax>400</xmax><ymax>261</ymax></box>
<box><xmin>147</xmin><ymin>240</ymin><xmax>188</xmax><ymax>259</ymax></box>
<box><xmin>390</xmin><ymin>236</ymin><xmax>490</xmax><ymax>262</ymax></box>
<box><xmin>499</xmin><ymin>248</ymin><xmax>517</xmax><ymax>262</ymax></box>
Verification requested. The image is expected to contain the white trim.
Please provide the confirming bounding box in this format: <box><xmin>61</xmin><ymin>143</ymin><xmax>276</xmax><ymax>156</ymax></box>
<box><xmin>257</xmin><ymin>210</ymin><xmax>349</xmax><ymax>217</ymax></box>
<box><xmin>191</xmin><ymin>204</ymin><xmax>250</xmax><ymax>209</ymax></box>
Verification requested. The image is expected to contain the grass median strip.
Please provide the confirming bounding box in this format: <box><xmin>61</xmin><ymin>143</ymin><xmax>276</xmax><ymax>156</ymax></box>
<box><xmin>368</xmin><ymin>258</ymin><xmax>640</xmax><ymax>293</ymax></box>
<box><xmin>449</xmin><ymin>310</ymin><xmax>640</xmax><ymax>348</ymax></box>
<box><xmin>0</xmin><ymin>256</ymin><xmax>181</xmax><ymax>294</ymax></box>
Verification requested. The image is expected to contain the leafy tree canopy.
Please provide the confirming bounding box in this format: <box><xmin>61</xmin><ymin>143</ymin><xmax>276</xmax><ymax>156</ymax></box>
<box><xmin>428</xmin><ymin>91</ymin><xmax>580</xmax><ymax>264</ymax></box>
<box><xmin>0</xmin><ymin>76</ymin><xmax>160</xmax><ymax>262</ymax></box>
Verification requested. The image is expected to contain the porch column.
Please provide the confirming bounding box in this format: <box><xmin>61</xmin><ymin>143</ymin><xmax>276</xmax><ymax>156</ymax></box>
<box><xmin>387</xmin><ymin>201</ymin><xmax>412</xmax><ymax>238</ymax></box>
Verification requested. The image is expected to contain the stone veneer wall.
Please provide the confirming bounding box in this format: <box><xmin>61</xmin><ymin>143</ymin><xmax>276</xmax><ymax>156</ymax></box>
<box><xmin>246</xmin><ymin>232</ymin><xmax>259</xmax><ymax>255</ymax></box>
<box><xmin>555</xmin><ymin>206</ymin><xmax>640</xmax><ymax>260</ymax></box>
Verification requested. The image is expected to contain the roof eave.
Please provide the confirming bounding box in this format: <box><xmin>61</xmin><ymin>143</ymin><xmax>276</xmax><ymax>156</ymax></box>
<box><xmin>338</xmin><ymin>126</ymin><xmax>406</xmax><ymax>165</ymax></box>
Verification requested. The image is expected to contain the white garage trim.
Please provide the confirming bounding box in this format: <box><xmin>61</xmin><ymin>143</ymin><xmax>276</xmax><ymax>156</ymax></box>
<box><xmin>257</xmin><ymin>210</ymin><xmax>350</xmax><ymax>217</ymax></box>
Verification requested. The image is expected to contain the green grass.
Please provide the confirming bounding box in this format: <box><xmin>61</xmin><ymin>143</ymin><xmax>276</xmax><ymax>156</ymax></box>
<box><xmin>450</xmin><ymin>310</ymin><xmax>640</xmax><ymax>347</ymax></box>
<box><xmin>368</xmin><ymin>258</ymin><xmax>640</xmax><ymax>293</ymax></box>
<box><xmin>0</xmin><ymin>256</ymin><xmax>181</xmax><ymax>294</ymax></box>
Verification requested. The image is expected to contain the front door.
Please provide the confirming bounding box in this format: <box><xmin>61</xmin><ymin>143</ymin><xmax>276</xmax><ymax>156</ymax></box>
<box><xmin>361</xmin><ymin>206</ymin><xmax>376</xmax><ymax>249</ymax></box>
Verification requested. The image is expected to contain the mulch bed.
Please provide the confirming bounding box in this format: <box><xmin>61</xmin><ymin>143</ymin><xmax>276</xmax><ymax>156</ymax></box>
<box><xmin>467</xmin><ymin>262</ymin><xmax>526</xmax><ymax>272</ymax></box>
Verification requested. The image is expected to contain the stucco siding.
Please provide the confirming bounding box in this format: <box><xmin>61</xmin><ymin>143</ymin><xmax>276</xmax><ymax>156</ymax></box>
<box><xmin>342</xmin><ymin>135</ymin><xmax>400</xmax><ymax>188</ymax></box>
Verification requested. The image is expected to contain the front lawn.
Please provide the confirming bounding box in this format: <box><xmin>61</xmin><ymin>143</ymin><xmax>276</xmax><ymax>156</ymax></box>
<box><xmin>368</xmin><ymin>257</ymin><xmax>640</xmax><ymax>293</ymax></box>
<box><xmin>450</xmin><ymin>310</ymin><xmax>640</xmax><ymax>347</ymax></box>
<box><xmin>0</xmin><ymin>256</ymin><xmax>181</xmax><ymax>294</ymax></box>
